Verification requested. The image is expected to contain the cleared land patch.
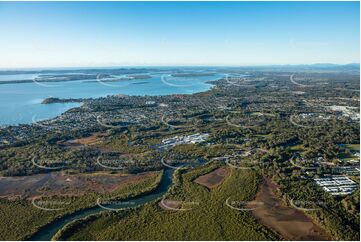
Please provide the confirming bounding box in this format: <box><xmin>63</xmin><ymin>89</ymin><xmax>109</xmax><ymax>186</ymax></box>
<box><xmin>0</xmin><ymin>171</ymin><xmax>157</xmax><ymax>199</ymax></box>
<box><xmin>60</xmin><ymin>132</ymin><xmax>105</xmax><ymax>149</ymax></box>
<box><xmin>194</xmin><ymin>167</ymin><xmax>229</xmax><ymax>188</ymax></box>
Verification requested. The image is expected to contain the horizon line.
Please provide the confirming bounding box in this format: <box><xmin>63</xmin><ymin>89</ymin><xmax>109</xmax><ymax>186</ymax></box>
<box><xmin>0</xmin><ymin>63</ymin><xmax>359</xmax><ymax>71</ymax></box>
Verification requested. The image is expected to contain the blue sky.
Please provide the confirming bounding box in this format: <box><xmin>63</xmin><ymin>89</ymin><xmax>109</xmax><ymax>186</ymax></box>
<box><xmin>0</xmin><ymin>1</ymin><xmax>359</xmax><ymax>68</ymax></box>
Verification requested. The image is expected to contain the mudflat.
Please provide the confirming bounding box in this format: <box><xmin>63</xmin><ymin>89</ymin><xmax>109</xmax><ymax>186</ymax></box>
<box><xmin>0</xmin><ymin>171</ymin><xmax>157</xmax><ymax>199</ymax></box>
<box><xmin>248</xmin><ymin>177</ymin><xmax>331</xmax><ymax>241</ymax></box>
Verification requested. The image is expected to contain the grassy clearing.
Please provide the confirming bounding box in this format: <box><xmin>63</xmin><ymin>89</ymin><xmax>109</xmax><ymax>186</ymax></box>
<box><xmin>289</xmin><ymin>144</ymin><xmax>307</xmax><ymax>154</ymax></box>
<box><xmin>338</xmin><ymin>144</ymin><xmax>360</xmax><ymax>161</ymax></box>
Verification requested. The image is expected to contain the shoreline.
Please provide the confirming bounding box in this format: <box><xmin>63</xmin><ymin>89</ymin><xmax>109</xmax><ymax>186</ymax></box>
<box><xmin>0</xmin><ymin>77</ymin><xmax>220</xmax><ymax>127</ymax></box>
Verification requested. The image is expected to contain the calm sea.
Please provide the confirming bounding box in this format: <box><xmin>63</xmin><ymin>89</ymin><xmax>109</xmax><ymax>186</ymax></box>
<box><xmin>0</xmin><ymin>72</ymin><xmax>224</xmax><ymax>126</ymax></box>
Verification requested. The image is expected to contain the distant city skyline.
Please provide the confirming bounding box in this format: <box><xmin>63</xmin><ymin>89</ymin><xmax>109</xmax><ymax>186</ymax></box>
<box><xmin>0</xmin><ymin>1</ymin><xmax>359</xmax><ymax>68</ymax></box>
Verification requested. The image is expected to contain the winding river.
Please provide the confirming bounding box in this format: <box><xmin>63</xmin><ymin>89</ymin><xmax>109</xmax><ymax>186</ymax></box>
<box><xmin>29</xmin><ymin>165</ymin><xmax>331</xmax><ymax>240</ymax></box>
<box><xmin>29</xmin><ymin>169</ymin><xmax>174</xmax><ymax>241</ymax></box>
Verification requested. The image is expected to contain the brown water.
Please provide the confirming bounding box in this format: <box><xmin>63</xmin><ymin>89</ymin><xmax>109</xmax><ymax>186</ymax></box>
<box><xmin>248</xmin><ymin>177</ymin><xmax>331</xmax><ymax>241</ymax></box>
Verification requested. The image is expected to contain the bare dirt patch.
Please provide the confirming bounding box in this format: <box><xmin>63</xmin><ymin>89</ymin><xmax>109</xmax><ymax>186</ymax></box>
<box><xmin>60</xmin><ymin>132</ymin><xmax>105</xmax><ymax>149</ymax></box>
<box><xmin>0</xmin><ymin>171</ymin><xmax>157</xmax><ymax>200</ymax></box>
<box><xmin>194</xmin><ymin>167</ymin><xmax>229</xmax><ymax>188</ymax></box>
<box><xmin>248</xmin><ymin>177</ymin><xmax>331</xmax><ymax>240</ymax></box>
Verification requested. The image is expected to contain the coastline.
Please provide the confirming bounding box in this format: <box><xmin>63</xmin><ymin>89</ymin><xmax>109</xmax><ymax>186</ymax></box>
<box><xmin>0</xmin><ymin>76</ymin><xmax>220</xmax><ymax>127</ymax></box>
<box><xmin>0</xmin><ymin>73</ymin><xmax>223</xmax><ymax>127</ymax></box>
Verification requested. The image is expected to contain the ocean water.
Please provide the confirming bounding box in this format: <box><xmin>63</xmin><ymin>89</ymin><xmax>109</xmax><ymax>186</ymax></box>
<box><xmin>0</xmin><ymin>73</ymin><xmax>224</xmax><ymax>126</ymax></box>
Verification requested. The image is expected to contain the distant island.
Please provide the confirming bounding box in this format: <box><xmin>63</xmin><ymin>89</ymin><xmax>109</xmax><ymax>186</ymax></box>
<box><xmin>171</xmin><ymin>73</ymin><xmax>215</xmax><ymax>77</ymax></box>
<box><xmin>0</xmin><ymin>73</ymin><xmax>152</xmax><ymax>85</ymax></box>
<box><xmin>41</xmin><ymin>97</ymin><xmax>88</xmax><ymax>104</ymax></box>
<box><xmin>131</xmin><ymin>81</ymin><xmax>149</xmax><ymax>85</ymax></box>
<box><xmin>84</xmin><ymin>74</ymin><xmax>152</xmax><ymax>83</ymax></box>
<box><xmin>0</xmin><ymin>74</ymin><xmax>110</xmax><ymax>85</ymax></box>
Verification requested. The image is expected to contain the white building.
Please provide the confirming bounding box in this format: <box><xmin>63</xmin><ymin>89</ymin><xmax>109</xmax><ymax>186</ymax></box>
<box><xmin>160</xmin><ymin>133</ymin><xmax>209</xmax><ymax>149</ymax></box>
<box><xmin>314</xmin><ymin>176</ymin><xmax>358</xmax><ymax>196</ymax></box>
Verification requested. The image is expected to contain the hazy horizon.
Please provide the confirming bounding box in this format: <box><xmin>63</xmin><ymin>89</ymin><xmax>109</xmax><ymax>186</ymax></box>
<box><xmin>0</xmin><ymin>63</ymin><xmax>360</xmax><ymax>71</ymax></box>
